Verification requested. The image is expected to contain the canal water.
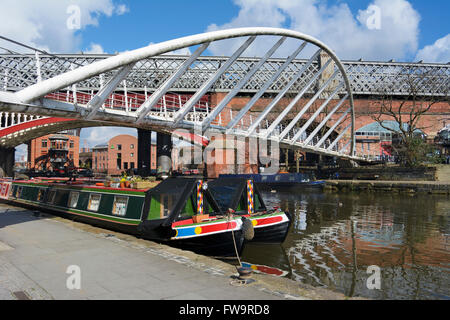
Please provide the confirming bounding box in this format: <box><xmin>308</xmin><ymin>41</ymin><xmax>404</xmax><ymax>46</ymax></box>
<box><xmin>240</xmin><ymin>189</ymin><xmax>450</xmax><ymax>300</ymax></box>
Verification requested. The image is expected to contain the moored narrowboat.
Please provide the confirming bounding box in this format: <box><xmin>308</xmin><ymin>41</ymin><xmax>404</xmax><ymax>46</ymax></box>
<box><xmin>208</xmin><ymin>178</ymin><xmax>292</xmax><ymax>244</ymax></box>
<box><xmin>0</xmin><ymin>178</ymin><xmax>246</xmax><ymax>257</ymax></box>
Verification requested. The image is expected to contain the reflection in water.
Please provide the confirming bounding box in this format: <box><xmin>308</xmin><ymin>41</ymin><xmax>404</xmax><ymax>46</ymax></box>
<box><xmin>240</xmin><ymin>190</ymin><xmax>450</xmax><ymax>300</ymax></box>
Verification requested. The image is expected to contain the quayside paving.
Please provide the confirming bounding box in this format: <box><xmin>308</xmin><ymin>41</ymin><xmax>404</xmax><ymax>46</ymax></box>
<box><xmin>0</xmin><ymin>202</ymin><xmax>358</xmax><ymax>300</ymax></box>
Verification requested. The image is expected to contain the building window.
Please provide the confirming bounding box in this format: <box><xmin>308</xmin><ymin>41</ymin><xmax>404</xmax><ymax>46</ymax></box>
<box><xmin>124</xmin><ymin>162</ymin><xmax>128</xmax><ymax>170</ymax></box>
<box><xmin>117</xmin><ymin>144</ymin><xmax>122</xmax><ymax>151</ymax></box>
<box><xmin>69</xmin><ymin>140</ymin><xmax>74</xmax><ymax>148</ymax></box>
<box><xmin>87</xmin><ymin>194</ymin><xmax>101</xmax><ymax>211</ymax></box>
<box><xmin>41</xmin><ymin>139</ymin><xmax>47</xmax><ymax>148</ymax></box>
<box><xmin>112</xmin><ymin>196</ymin><xmax>128</xmax><ymax>216</ymax></box>
<box><xmin>68</xmin><ymin>192</ymin><xmax>79</xmax><ymax>208</ymax></box>
<box><xmin>130</xmin><ymin>153</ymin><xmax>134</xmax><ymax>157</ymax></box>
<box><xmin>130</xmin><ymin>144</ymin><xmax>134</xmax><ymax>149</ymax></box>
<box><xmin>130</xmin><ymin>162</ymin><xmax>135</xmax><ymax>169</ymax></box>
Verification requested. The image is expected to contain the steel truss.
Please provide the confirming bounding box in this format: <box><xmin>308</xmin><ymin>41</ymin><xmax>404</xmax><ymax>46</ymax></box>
<box><xmin>0</xmin><ymin>27</ymin><xmax>376</xmax><ymax>160</ymax></box>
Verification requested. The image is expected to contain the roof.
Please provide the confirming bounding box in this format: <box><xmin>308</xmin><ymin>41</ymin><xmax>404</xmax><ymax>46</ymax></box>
<box><xmin>357</xmin><ymin>121</ymin><xmax>424</xmax><ymax>134</ymax></box>
<box><xmin>49</xmin><ymin>134</ymin><xmax>69</xmax><ymax>140</ymax></box>
<box><xmin>92</xmin><ymin>144</ymin><xmax>108</xmax><ymax>150</ymax></box>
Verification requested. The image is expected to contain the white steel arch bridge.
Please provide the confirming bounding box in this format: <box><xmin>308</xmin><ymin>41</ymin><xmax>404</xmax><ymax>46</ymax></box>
<box><xmin>0</xmin><ymin>27</ymin><xmax>390</xmax><ymax>161</ymax></box>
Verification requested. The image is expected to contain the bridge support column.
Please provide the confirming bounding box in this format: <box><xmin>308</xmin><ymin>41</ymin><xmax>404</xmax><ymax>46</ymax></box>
<box><xmin>156</xmin><ymin>132</ymin><xmax>172</xmax><ymax>178</ymax></box>
<box><xmin>137</xmin><ymin>129</ymin><xmax>152</xmax><ymax>177</ymax></box>
<box><xmin>0</xmin><ymin>146</ymin><xmax>15</xmax><ymax>177</ymax></box>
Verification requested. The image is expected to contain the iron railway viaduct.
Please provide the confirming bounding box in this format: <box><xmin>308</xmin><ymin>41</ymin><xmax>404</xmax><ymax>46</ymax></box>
<box><xmin>0</xmin><ymin>28</ymin><xmax>448</xmax><ymax>176</ymax></box>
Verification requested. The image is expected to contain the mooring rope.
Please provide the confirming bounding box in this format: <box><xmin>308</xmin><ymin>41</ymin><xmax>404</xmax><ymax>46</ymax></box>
<box><xmin>227</xmin><ymin>209</ymin><xmax>242</xmax><ymax>267</ymax></box>
<box><xmin>227</xmin><ymin>209</ymin><xmax>252</xmax><ymax>287</ymax></box>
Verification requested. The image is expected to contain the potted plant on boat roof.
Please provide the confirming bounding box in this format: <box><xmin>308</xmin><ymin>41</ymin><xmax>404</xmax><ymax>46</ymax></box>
<box><xmin>104</xmin><ymin>176</ymin><xmax>112</xmax><ymax>187</ymax></box>
<box><xmin>192</xmin><ymin>213</ymin><xmax>209</xmax><ymax>223</ymax></box>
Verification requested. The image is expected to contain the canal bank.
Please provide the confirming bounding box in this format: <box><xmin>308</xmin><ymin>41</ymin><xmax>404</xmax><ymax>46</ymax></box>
<box><xmin>324</xmin><ymin>180</ymin><xmax>450</xmax><ymax>194</ymax></box>
<box><xmin>0</xmin><ymin>202</ymin><xmax>358</xmax><ymax>300</ymax></box>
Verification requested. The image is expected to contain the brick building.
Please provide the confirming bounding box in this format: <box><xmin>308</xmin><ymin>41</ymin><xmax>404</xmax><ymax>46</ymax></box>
<box><xmin>92</xmin><ymin>134</ymin><xmax>157</xmax><ymax>175</ymax></box>
<box><xmin>27</xmin><ymin>129</ymin><xmax>80</xmax><ymax>170</ymax></box>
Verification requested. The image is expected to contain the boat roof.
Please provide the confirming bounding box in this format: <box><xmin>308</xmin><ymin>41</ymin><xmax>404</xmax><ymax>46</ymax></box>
<box><xmin>145</xmin><ymin>178</ymin><xmax>222</xmax><ymax>227</ymax></box>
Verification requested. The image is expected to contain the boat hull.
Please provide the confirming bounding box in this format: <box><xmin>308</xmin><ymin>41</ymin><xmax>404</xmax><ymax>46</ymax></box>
<box><xmin>167</xmin><ymin>229</ymin><xmax>245</xmax><ymax>258</ymax></box>
<box><xmin>247</xmin><ymin>211</ymin><xmax>292</xmax><ymax>244</ymax></box>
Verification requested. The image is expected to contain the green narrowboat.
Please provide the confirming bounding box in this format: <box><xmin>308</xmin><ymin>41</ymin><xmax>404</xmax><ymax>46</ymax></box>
<box><xmin>0</xmin><ymin>178</ymin><xmax>247</xmax><ymax>257</ymax></box>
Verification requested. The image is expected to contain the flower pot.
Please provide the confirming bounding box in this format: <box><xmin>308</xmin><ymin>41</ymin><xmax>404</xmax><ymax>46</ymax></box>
<box><xmin>192</xmin><ymin>214</ymin><xmax>209</xmax><ymax>223</ymax></box>
<box><xmin>124</xmin><ymin>181</ymin><xmax>131</xmax><ymax>188</ymax></box>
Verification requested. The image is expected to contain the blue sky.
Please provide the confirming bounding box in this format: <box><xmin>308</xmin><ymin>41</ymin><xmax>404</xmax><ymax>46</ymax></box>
<box><xmin>75</xmin><ymin>0</ymin><xmax>449</xmax><ymax>62</ymax></box>
<box><xmin>1</xmin><ymin>0</ymin><xmax>448</xmax><ymax>158</ymax></box>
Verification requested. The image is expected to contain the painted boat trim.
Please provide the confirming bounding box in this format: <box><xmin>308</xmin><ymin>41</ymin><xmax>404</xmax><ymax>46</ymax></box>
<box><xmin>11</xmin><ymin>198</ymin><xmax>141</xmax><ymax>225</ymax></box>
<box><xmin>246</xmin><ymin>212</ymin><xmax>290</xmax><ymax>229</ymax></box>
<box><xmin>172</xmin><ymin>219</ymin><xmax>242</xmax><ymax>240</ymax></box>
<box><xmin>12</xmin><ymin>181</ymin><xmax>146</xmax><ymax>197</ymax></box>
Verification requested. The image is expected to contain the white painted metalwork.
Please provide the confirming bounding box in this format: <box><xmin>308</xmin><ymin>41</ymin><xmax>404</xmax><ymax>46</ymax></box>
<box><xmin>0</xmin><ymin>27</ymin><xmax>370</xmax><ymax>160</ymax></box>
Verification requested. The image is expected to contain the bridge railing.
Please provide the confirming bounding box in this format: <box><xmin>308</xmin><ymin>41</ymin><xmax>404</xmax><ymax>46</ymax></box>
<box><xmin>1</xmin><ymin>53</ymin><xmax>449</xmax><ymax>97</ymax></box>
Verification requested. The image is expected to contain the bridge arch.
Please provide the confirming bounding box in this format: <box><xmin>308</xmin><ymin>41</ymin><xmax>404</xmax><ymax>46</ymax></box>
<box><xmin>0</xmin><ymin>27</ymin><xmax>357</xmax><ymax>161</ymax></box>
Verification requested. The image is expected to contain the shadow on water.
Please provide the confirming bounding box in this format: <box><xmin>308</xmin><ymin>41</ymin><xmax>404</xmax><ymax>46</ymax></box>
<box><xmin>240</xmin><ymin>189</ymin><xmax>450</xmax><ymax>300</ymax></box>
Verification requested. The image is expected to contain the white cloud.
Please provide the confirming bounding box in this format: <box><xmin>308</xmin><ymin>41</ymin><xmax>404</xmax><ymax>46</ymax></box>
<box><xmin>206</xmin><ymin>0</ymin><xmax>421</xmax><ymax>61</ymax></box>
<box><xmin>80</xmin><ymin>126</ymin><xmax>137</xmax><ymax>148</ymax></box>
<box><xmin>0</xmin><ymin>0</ymin><xmax>128</xmax><ymax>53</ymax></box>
<box><xmin>83</xmin><ymin>43</ymin><xmax>106</xmax><ymax>54</ymax></box>
<box><xmin>115</xmin><ymin>4</ymin><xmax>129</xmax><ymax>15</ymax></box>
<box><xmin>415</xmin><ymin>34</ymin><xmax>450</xmax><ymax>63</ymax></box>
<box><xmin>15</xmin><ymin>144</ymin><xmax>28</xmax><ymax>162</ymax></box>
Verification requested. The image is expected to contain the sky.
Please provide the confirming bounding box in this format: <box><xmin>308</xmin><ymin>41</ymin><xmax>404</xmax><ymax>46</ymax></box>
<box><xmin>1</xmin><ymin>0</ymin><xmax>448</xmax><ymax>159</ymax></box>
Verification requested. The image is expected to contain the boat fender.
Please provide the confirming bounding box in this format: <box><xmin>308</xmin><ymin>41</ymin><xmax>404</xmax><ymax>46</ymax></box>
<box><xmin>241</xmin><ymin>217</ymin><xmax>254</xmax><ymax>241</ymax></box>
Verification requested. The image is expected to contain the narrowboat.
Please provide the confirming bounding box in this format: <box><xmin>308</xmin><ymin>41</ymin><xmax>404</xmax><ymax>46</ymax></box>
<box><xmin>219</xmin><ymin>173</ymin><xmax>325</xmax><ymax>189</ymax></box>
<box><xmin>0</xmin><ymin>178</ymin><xmax>246</xmax><ymax>257</ymax></box>
<box><xmin>208</xmin><ymin>178</ymin><xmax>292</xmax><ymax>244</ymax></box>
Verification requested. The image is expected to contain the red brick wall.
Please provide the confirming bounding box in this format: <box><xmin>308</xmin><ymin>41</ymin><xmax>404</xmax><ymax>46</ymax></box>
<box><xmin>107</xmin><ymin>134</ymin><xmax>138</xmax><ymax>175</ymax></box>
<box><xmin>92</xmin><ymin>134</ymin><xmax>157</xmax><ymax>175</ymax></box>
<box><xmin>28</xmin><ymin>134</ymin><xmax>80</xmax><ymax>169</ymax></box>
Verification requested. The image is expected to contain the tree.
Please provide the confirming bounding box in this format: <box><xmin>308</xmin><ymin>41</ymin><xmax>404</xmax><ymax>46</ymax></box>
<box><xmin>371</xmin><ymin>69</ymin><xmax>449</xmax><ymax>166</ymax></box>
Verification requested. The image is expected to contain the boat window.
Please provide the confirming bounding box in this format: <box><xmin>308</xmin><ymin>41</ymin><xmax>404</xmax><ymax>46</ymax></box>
<box><xmin>15</xmin><ymin>186</ymin><xmax>23</xmax><ymax>198</ymax></box>
<box><xmin>87</xmin><ymin>194</ymin><xmax>101</xmax><ymax>211</ymax></box>
<box><xmin>112</xmin><ymin>196</ymin><xmax>128</xmax><ymax>216</ymax></box>
<box><xmin>148</xmin><ymin>194</ymin><xmax>174</xmax><ymax>219</ymax></box>
<box><xmin>68</xmin><ymin>192</ymin><xmax>79</xmax><ymax>208</ymax></box>
<box><xmin>37</xmin><ymin>188</ymin><xmax>46</xmax><ymax>202</ymax></box>
<box><xmin>209</xmin><ymin>184</ymin><xmax>239</xmax><ymax>212</ymax></box>
<box><xmin>47</xmin><ymin>190</ymin><xmax>57</xmax><ymax>204</ymax></box>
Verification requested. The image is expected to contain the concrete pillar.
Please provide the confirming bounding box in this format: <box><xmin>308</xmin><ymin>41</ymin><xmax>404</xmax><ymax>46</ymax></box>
<box><xmin>156</xmin><ymin>132</ymin><xmax>172</xmax><ymax>178</ymax></box>
<box><xmin>0</xmin><ymin>146</ymin><xmax>15</xmax><ymax>177</ymax></box>
<box><xmin>137</xmin><ymin>129</ymin><xmax>152</xmax><ymax>177</ymax></box>
<box><xmin>318</xmin><ymin>51</ymin><xmax>338</xmax><ymax>99</ymax></box>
